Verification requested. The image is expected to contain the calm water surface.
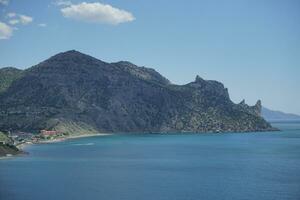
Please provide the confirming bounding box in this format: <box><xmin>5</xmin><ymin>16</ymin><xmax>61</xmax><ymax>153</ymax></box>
<box><xmin>1</xmin><ymin>122</ymin><xmax>300</xmax><ymax>200</ymax></box>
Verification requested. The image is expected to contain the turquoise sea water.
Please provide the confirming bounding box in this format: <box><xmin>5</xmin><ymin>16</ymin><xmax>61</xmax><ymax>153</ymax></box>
<box><xmin>1</xmin><ymin>122</ymin><xmax>300</xmax><ymax>200</ymax></box>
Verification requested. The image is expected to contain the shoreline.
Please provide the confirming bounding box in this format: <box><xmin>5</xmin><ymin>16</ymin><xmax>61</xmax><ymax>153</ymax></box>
<box><xmin>25</xmin><ymin>133</ymin><xmax>111</xmax><ymax>146</ymax></box>
<box><xmin>66</xmin><ymin>133</ymin><xmax>112</xmax><ymax>140</ymax></box>
<box><xmin>0</xmin><ymin>127</ymin><xmax>281</xmax><ymax>159</ymax></box>
<box><xmin>1</xmin><ymin>133</ymin><xmax>112</xmax><ymax>159</ymax></box>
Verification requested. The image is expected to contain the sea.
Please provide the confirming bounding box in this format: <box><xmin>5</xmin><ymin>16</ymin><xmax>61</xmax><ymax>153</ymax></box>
<box><xmin>1</xmin><ymin>122</ymin><xmax>300</xmax><ymax>200</ymax></box>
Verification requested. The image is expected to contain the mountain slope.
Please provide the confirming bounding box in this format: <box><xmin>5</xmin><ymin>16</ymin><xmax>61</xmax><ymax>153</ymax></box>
<box><xmin>0</xmin><ymin>67</ymin><xmax>23</xmax><ymax>94</ymax></box>
<box><xmin>262</xmin><ymin>107</ymin><xmax>300</xmax><ymax>122</ymax></box>
<box><xmin>0</xmin><ymin>50</ymin><xmax>275</xmax><ymax>134</ymax></box>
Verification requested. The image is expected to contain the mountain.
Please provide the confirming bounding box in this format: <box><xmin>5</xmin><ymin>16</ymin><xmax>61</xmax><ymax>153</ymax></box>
<box><xmin>262</xmin><ymin>107</ymin><xmax>300</xmax><ymax>122</ymax></box>
<box><xmin>0</xmin><ymin>50</ymin><xmax>275</xmax><ymax>134</ymax></box>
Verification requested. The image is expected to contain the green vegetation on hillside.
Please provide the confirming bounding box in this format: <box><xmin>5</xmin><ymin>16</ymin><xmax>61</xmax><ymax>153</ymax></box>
<box><xmin>0</xmin><ymin>131</ymin><xmax>12</xmax><ymax>143</ymax></box>
<box><xmin>0</xmin><ymin>67</ymin><xmax>23</xmax><ymax>94</ymax></box>
<box><xmin>0</xmin><ymin>131</ymin><xmax>20</xmax><ymax>157</ymax></box>
<box><xmin>47</xmin><ymin>119</ymin><xmax>100</xmax><ymax>135</ymax></box>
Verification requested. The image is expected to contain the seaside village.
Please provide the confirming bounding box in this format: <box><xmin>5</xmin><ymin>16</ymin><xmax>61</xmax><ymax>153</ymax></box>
<box><xmin>0</xmin><ymin>130</ymin><xmax>67</xmax><ymax>147</ymax></box>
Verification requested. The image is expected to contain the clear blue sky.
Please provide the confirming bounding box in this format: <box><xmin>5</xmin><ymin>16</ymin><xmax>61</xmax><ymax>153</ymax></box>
<box><xmin>0</xmin><ymin>0</ymin><xmax>299</xmax><ymax>114</ymax></box>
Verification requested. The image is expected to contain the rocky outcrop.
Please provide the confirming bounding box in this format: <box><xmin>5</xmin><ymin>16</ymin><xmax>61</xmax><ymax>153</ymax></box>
<box><xmin>0</xmin><ymin>132</ymin><xmax>21</xmax><ymax>157</ymax></box>
<box><xmin>0</xmin><ymin>50</ymin><xmax>275</xmax><ymax>134</ymax></box>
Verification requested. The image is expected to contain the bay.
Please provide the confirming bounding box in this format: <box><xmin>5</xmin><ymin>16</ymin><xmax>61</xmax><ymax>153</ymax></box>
<box><xmin>1</xmin><ymin>122</ymin><xmax>300</xmax><ymax>200</ymax></box>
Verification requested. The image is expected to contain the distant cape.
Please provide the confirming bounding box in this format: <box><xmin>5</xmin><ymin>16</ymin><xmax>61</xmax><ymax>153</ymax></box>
<box><xmin>262</xmin><ymin>107</ymin><xmax>300</xmax><ymax>122</ymax></box>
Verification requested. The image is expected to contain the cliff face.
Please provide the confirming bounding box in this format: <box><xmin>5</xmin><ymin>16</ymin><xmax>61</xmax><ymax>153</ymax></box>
<box><xmin>0</xmin><ymin>50</ymin><xmax>274</xmax><ymax>134</ymax></box>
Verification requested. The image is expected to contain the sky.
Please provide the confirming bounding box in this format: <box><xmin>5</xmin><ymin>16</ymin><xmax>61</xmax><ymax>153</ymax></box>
<box><xmin>0</xmin><ymin>0</ymin><xmax>299</xmax><ymax>114</ymax></box>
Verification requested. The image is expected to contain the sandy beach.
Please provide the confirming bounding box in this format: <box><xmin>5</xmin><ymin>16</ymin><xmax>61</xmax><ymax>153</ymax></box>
<box><xmin>30</xmin><ymin>133</ymin><xmax>110</xmax><ymax>144</ymax></box>
<box><xmin>66</xmin><ymin>133</ymin><xmax>112</xmax><ymax>140</ymax></box>
<box><xmin>14</xmin><ymin>133</ymin><xmax>112</xmax><ymax>152</ymax></box>
<box><xmin>0</xmin><ymin>133</ymin><xmax>112</xmax><ymax>159</ymax></box>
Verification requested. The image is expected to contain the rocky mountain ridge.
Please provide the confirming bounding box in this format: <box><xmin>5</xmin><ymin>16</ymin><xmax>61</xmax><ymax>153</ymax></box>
<box><xmin>0</xmin><ymin>50</ymin><xmax>275</xmax><ymax>134</ymax></box>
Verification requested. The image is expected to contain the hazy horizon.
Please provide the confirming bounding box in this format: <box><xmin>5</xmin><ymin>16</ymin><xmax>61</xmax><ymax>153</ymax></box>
<box><xmin>0</xmin><ymin>0</ymin><xmax>299</xmax><ymax>115</ymax></box>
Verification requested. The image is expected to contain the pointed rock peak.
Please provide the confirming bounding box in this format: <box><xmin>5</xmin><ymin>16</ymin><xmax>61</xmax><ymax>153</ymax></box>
<box><xmin>255</xmin><ymin>100</ymin><xmax>262</xmax><ymax>107</ymax></box>
<box><xmin>254</xmin><ymin>100</ymin><xmax>262</xmax><ymax>115</ymax></box>
<box><xmin>195</xmin><ymin>75</ymin><xmax>205</xmax><ymax>83</ymax></box>
<box><xmin>239</xmin><ymin>99</ymin><xmax>246</xmax><ymax>104</ymax></box>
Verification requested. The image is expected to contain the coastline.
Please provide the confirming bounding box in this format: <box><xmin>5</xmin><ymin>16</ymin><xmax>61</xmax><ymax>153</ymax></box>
<box><xmin>65</xmin><ymin>133</ymin><xmax>112</xmax><ymax>140</ymax></box>
<box><xmin>1</xmin><ymin>133</ymin><xmax>112</xmax><ymax>159</ymax></box>
<box><xmin>26</xmin><ymin>133</ymin><xmax>111</xmax><ymax>146</ymax></box>
<box><xmin>0</xmin><ymin>128</ymin><xmax>279</xmax><ymax>159</ymax></box>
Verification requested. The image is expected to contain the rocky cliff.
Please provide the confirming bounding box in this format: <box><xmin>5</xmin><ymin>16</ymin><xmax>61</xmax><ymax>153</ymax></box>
<box><xmin>0</xmin><ymin>50</ymin><xmax>275</xmax><ymax>134</ymax></box>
